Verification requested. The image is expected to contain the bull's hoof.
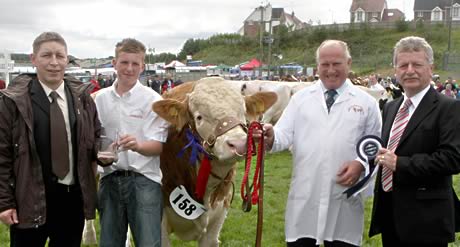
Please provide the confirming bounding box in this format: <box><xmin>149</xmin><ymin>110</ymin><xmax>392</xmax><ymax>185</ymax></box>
<box><xmin>242</xmin><ymin>199</ymin><xmax>252</xmax><ymax>212</ymax></box>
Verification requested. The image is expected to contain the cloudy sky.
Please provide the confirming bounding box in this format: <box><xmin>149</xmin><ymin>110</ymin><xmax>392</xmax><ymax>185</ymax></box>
<box><xmin>0</xmin><ymin>0</ymin><xmax>414</xmax><ymax>59</ymax></box>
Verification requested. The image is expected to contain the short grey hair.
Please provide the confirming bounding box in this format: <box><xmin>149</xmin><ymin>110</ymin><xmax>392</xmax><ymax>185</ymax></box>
<box><xmin>315</xmin><ymin>40</ymin><xmax>352</xmax><ymax>64</ymax></box>
<box><xmin>393</xmin><ymin>36</ymin><xmax>434</xmax><ymax>66</ymax></box>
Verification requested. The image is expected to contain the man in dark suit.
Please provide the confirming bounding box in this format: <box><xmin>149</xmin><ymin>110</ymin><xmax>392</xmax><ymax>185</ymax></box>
<box><xmin>369</xmin><ymin>36</ymin><xmax>460</xmax><ymax>247</ymax></box>
<box><xmin>0</xmin><ymin>32</ymin><xmax>100</xmax><ymax>246</ymax></box>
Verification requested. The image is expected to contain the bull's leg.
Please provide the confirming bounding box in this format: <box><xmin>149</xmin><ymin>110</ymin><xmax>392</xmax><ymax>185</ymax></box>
<box><xmin>161</xmin><ymin>213</ymin><xmax>171</xmax><ymax>247</ymax></box>
<box><xmin>82</xmin><ymin>219</ymin><xmax>97</xmax><ymax>245</ymax></box>
<box><xmin>198</xmin><ymin>208</ymin><xmax>228</xmax><ymax>247</ymax></box>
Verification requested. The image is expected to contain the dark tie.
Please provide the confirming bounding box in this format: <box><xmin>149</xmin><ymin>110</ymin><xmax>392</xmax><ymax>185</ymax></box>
<box><xmin>50</xmin><ymin>91</ymin><xmax>69</xmax><ymax>179</ymax></box>
<box><xmin>325</xmin><ymin>89</ymin><xmax>337</xmax><ymax>113</ymax></box>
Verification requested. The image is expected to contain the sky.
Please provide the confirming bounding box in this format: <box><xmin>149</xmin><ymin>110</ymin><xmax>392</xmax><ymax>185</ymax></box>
<box><xmin>0</xmin><ymin>0</ymin><xmax>414</xmax><ymax>59</ymax></box>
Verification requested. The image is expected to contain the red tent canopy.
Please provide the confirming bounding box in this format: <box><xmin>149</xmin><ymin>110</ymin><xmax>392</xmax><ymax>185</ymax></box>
<box><xmin>240</xmin><ymin>58</ymin><xmax>262</xmax><ymax>70</ymax></box>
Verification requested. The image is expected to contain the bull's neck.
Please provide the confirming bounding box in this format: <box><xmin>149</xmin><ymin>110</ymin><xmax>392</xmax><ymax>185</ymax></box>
<box><xmin>202</xmin><ymin>159</ymin><xmax>236</xmax><ymax>203</ymax></box>
<box><xmin>209</xmin><ymin>159</ymin><xmax>235</xmax><ymax>180</ymax></box>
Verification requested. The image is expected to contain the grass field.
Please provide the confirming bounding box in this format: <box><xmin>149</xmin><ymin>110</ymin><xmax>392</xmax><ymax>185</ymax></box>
<box><xmin>2</xmin><ymin>151</ymin><xmax>460</xmax><ymax>246</ymax></box>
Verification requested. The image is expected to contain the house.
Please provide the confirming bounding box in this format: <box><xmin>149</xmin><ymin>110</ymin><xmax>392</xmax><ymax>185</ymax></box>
<box><xmin>382</xmin><ymin>9</ymin><xmax>405</xmax><ymax>22</ymax></box>
<box><xmin>239</xmin><ymin>4</ymin><xmax>308</xmax><ymax>38</ymax></box>
<box><xmin>414</xmin><ymin>0</ymin><xmax>460</xmax><ymax>22</ymax></box>
<box><xmin>350</xmin><ymin>0</ymin><xmax>405</xmax><ymax>23</ymax></box>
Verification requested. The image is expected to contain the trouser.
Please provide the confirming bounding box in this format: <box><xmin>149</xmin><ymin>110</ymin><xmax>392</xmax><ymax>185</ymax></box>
<box><xmin>10</xmin><ymin>183</ymin><xmax>84</xmax><ymax>247</ymax></box>
<box><xmin>98</xmin><ymin>171</ymin><xmax>163</xmax><ymax>247</ymax></box>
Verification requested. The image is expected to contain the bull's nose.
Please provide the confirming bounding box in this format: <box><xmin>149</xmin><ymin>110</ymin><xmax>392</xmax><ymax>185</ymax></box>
<box><xmin>226</xmin><ymin>138</ymin><xmax>247</xmax><ymax>156</ymax></box>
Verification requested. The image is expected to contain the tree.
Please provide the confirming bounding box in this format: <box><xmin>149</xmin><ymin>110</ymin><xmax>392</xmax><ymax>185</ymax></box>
<box><xmin>177</xmin><ymin>38</ymin><xmax>203</xmax><ymax>60</ymax></box>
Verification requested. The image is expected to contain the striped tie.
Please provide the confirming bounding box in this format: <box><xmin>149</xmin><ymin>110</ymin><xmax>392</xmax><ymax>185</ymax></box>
<box><xmin>382</xmin><ymin>98</ymin><xmax>412</xmax><ymax>192</ymax></box>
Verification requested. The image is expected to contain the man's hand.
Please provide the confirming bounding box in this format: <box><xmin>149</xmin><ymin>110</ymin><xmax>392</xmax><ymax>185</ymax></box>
<box><xmin>118</xmin><ymin>134</ymin><xmax>139</xmax><ymax>152</ymax></box>
<box><xmin>376</xmin><ymin>148</ymin><xmax>398</xmax><ymax>171</ymax></box>
<box><xmin>252</xmin><ymin>124</ymin><xmax>275</xmax><ymax>151</ymax></box>
<box><xmin>336</xmin><ymin>160</ymin><xmax>364</xmax><ymax>186</ymax></box>
<box><xmin>0</xmin><ymin>209</ymin><xmax>18</xmax><ymax>225</ymax></box>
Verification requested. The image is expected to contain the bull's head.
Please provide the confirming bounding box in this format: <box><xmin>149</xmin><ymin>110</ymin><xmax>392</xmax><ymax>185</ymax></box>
<box><xmin>153</xmin><ymin>77</ymin><xmax>276</xmax><ymax>162</ymax></box>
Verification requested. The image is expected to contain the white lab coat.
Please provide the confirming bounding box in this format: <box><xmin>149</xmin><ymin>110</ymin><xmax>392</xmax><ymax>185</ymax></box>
<box><xmin>272</xmin><ymin>79</ymin><xmax>382</xmax><ymax>245</ymax></box>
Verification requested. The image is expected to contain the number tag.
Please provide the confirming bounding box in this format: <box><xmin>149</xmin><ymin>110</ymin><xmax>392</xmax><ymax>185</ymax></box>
<box><xmin>169</xmin><ymin>185</ymin><xmax>206</xmax><ymax>220</ymax></box>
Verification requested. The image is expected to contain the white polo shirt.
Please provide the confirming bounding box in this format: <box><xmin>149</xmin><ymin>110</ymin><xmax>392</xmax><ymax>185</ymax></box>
<box><xmin>94</xmin><ymin>80</ymin><xmax>168</xmax><ymax>184</ymax></box>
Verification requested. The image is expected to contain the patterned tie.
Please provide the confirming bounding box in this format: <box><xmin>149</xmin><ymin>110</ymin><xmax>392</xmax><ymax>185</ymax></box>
<box><xmin>382</xmin><ymin>98</ymin><xmax>412</xmax><ymax>192</ymax></box>
<box><xmin>325</xmin><ymin>89</ymin><xmax>337</xmax><ymax>113</ymax></box>
<box><xmin>50</xmin><ymin>91</ymin><xmax>70</xmax><ymax>179</ymax></box>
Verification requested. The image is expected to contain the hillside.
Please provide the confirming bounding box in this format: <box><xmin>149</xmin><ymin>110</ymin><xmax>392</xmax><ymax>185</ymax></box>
<box><xmin>11</xmin><ymin>22</ymin><xmax>460</xmax><ymax>79</ymax></box>
<box><xmin>178</xmin><ymin>22</ymin><xmax>460</xmax><ymax>77</ymax></box>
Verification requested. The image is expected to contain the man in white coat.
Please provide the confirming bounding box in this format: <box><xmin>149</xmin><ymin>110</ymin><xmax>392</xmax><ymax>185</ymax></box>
<box><xmin>263</xmin><ymin>40</ymin><xmax>382</xmax><ymax>247</ymax></box>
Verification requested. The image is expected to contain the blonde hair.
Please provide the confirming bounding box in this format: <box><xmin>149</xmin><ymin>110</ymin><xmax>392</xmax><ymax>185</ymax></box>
<box><xmin>114</xmin><ymin>38</ymin><xmax>146</xmax><ymax>58</ymax></box>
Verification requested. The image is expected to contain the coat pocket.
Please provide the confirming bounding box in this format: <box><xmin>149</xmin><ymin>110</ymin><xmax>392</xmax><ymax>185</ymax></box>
<box><xmin>416</xmin><ymin>187</ymin><xmax>449</xmax><ymax>200</ymax></box>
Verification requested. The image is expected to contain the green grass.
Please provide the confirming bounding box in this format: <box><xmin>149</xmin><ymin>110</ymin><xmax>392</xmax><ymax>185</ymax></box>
<box><xmin>2</xmin><ymin>151</ymin><xmax>460</xmax><ymax>246</ymax></box>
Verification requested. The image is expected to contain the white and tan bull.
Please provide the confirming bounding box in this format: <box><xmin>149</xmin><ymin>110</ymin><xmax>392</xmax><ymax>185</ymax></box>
<box><xmin>229</xmin><ymin>80</ymin><xmax>390</xmax><ymax>126</ymax></box>
<box><xmin>152</xmin><ymin>77</ymin><xmax>276</xmax><ymax>246</ymax></box>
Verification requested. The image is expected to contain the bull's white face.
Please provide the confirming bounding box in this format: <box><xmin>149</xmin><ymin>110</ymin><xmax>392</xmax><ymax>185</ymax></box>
<box><xmin>188</xmin><ymin>80</ymin><xmax>248</xmax><ymax>162</ymax></box>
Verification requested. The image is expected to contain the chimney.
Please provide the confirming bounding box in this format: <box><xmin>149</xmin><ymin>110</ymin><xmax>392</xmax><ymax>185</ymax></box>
<box><xmin>292</xmin><ymin>11</ymin><xmax>295</xmax><ymax>17</ymax></box>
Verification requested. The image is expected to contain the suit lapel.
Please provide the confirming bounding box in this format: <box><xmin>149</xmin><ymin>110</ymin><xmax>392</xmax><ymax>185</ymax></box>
<box><xmin>30</xmin><ymin>79</ymin><xmax>50</xmax><ymax>116</ymax></box>
<box><xmin>398</xmin><ymin>87</ymin><xmax>438</xmax><ymax>148</ymax></box>
<box><xmin>65</xmin><ymin>83</ymin><xmax>76</xmax><ymax>128</ymax></box>
<box><xmin>382</xmin><ymin>97</ymin><xmax>403</xmax><ymax>147</ymax></box>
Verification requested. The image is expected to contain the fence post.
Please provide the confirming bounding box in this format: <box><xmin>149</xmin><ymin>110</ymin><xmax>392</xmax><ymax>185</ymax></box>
<box><xmin>443</xmin><ymin>52</ymin><xmax>449</xmax><ymax>71</ymax></box>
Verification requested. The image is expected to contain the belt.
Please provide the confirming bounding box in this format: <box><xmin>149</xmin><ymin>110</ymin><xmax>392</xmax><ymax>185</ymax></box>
<box><xmin>56</xmin><ymin>183</ymin><xmax>80</xmax><ymax>193</ymax></box>
<box><xmin>112</xmin><ymin>170</ymin><xmax>138</xmax><ymax>177</ymax></box>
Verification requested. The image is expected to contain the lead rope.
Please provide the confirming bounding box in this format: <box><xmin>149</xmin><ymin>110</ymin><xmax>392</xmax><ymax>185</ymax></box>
<box><xmin>240</xmin><ymin>121</ymin><xmax>265</xmax><ymax>247</ymax></box>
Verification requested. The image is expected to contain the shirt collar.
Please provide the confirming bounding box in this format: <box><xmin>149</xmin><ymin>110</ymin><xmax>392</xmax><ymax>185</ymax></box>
<box><xmin>111</xmin><ymin>79</ymin><xmax>141</xmax><ymax>98</ymax></box>
<box><xmin>39</xmin><ymin>80</ymin><xmax>66</xmax><ymax>99</ymax></box>
<box><xmin>320</xmin><ymin>79</ymin><xmax>348</xmax><ymax>96</ymax></box>
<box><xmin>404</xmin><ymin>84</ymin><xmax>430</xmax><ymax>110</ymax></box>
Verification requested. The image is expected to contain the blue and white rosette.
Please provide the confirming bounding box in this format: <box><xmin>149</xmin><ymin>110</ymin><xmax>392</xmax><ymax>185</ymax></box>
<box><xmin>344</xmin><ymin>135</ymin><xmax>383</xmax><ymax>198</ymax></box>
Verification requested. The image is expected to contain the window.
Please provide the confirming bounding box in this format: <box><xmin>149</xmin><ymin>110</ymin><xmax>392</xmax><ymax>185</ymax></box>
<box><xmin>431</xmin><ymin>8</ymin><xmax>442</xmax><ymax>21</ymax></box>
<box><xmin>417</xmin><ymin>12</ymin><xmax>423</xmax><ymax>17</ymax></box>
<box><xmin>372</xmin><ymin>12</ymin><xmax>378</xmax><ymax>18</ymax></box>
<box><xmin>356</xmin><ymin>10</ymin><xmax>364</xmax><ymax>22</ymax></box>
<box><xmin>453</xmin><ymin>7</ymin><xmax>460</xmax><ymax>18</ymax></box>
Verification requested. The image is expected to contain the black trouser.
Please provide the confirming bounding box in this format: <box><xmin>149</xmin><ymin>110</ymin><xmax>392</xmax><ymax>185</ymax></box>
<box><xmin>379</xmin><ymin>191</ymin><xmax>447</xmax><ymax>247</ymax></box>
<box><xmin>10</xmin><ymin>183</ymin><xmax>85</xmax><ymax>247</ymax></box>
<box><xmin>287</xmin><ymin>237</ymin><xmax>357</xmax><ymax>247</ymax></box>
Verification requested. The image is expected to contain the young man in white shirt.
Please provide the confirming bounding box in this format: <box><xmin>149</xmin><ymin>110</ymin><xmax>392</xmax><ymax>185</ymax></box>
<box><xmin>94</xmin><ymin>38</ymin><xmax>168</xmax><ymax>247</ymax></box>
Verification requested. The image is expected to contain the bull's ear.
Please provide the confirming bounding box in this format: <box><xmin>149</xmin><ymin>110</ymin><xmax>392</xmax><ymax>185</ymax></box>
<box><xmin>152</xmin><ymin>99</ymin><xmax>189</xmax><ymax>130</ymax></box>
<box><xmin>245</xmin><ymin>91</ymin><xmax>277</xmax><ymax>118</ymax></box>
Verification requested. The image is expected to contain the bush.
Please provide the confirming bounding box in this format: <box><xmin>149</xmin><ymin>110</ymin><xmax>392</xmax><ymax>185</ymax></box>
<box><xmin>395</xmin><ymin>19</ymin><xmax>409</xmax><ymax>32</ymax></box>
<box><xmin>415</xmin><ymin>19</ymin><xmax>425</xmax><ymax>31</ymax></box>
